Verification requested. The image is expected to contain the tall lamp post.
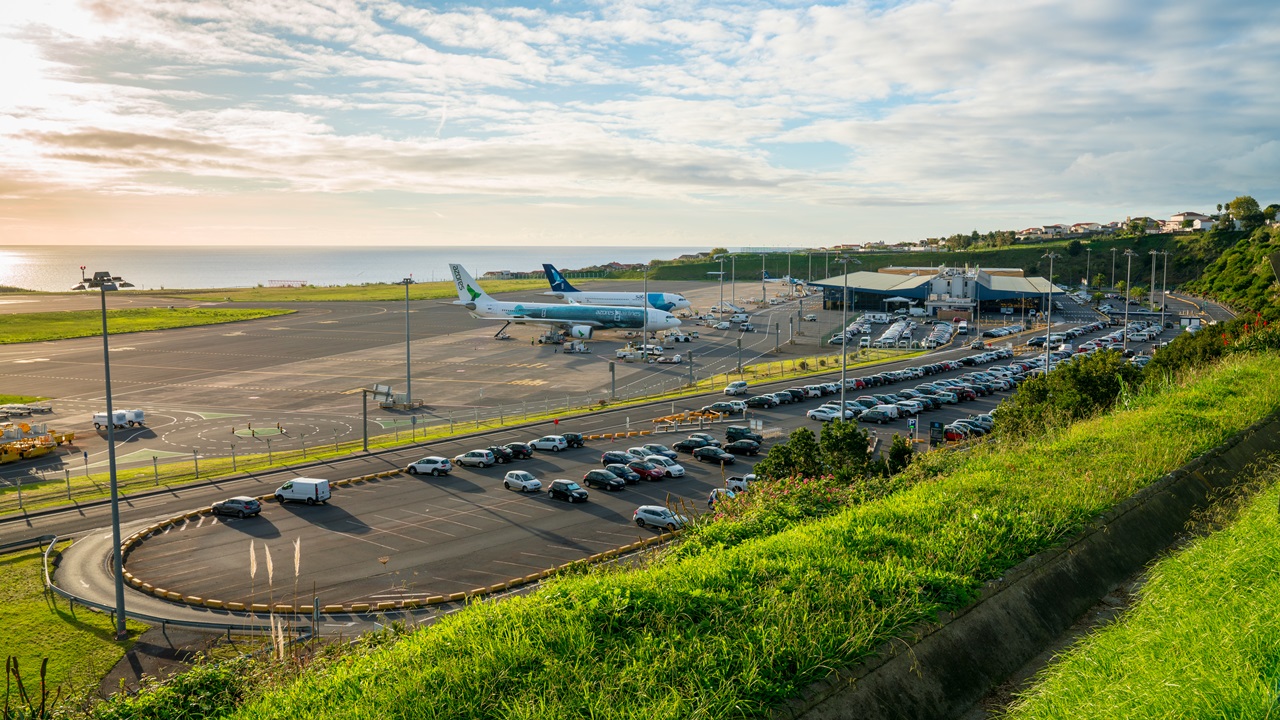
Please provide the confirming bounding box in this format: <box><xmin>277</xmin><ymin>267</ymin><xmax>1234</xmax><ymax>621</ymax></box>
<box><xmin>1160</xmin><ymin>250</ymin><xmax>1170</xmax><ymax>329</ymax></box>
<box><xmin>1122</xmin><ymin>249</ymin><xmax>1136</xmax><ymax>354</ymax></box>
<box><xmin>399</xmin><ymin>277</ymin><xmax>413</xmax><ymax>407</ymax></box>
<box><xmin>1148</xmin><ymin>249</ymin><xmax>1159</xmax><ymax>309</ymax></box>
<box><xmin>72</xmin><ymin>269</ymin><xmax>134</xmax><ymax>641</ymax></box>
<box><xmin>730</xmin><ymin>255</ymin><xmax>737</xmax><ymax>308</ymax></box>
<box><xmin>642</xmin><ymin>263</ymin><xmax>649</xmax><ymax>356</ymax></box>
<box><xmin>760</xmin><ymin>252</ymin><xmax>766</xmax><ymax>304</ymax></box>
<box><xmin>837</xmin><ymin>257</ymin><xmax>861</xmax><ymax>416</ymax></box>
<box><xmin>1042</xmin><ymin>252</ymin><xmax>1059</xmax><ymax>370</ymax></box>
<box><xmin>1086</xmin><ymin>247</ymin><xmax>1092</xmax><ymax>288</ymax></box>
<box><xmin>1110</xmin><ymin>247</ymin><xmax>1118</xmax><ymax>289</ymax></box>
<box><xmin>710</xmin><ymin>255</ymin><xmax>726</xmax><ymax>321</ymax></box>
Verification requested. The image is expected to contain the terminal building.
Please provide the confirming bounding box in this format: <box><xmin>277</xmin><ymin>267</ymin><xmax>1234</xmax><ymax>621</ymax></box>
<box><xmin>809</xmin><ymin>266</ymin><xmax>1058</xmax><ymax>320</ymax></box>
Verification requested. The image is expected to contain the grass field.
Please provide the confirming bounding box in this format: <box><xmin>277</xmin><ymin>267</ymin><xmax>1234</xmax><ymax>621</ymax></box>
<box><xmin>0</xmin><ymin>544</ymin><xmax>145</xmax><ymax>708</ymax></box>
<box><xmin>0</xmin><ymin>308</ymin><xmax>294</xmax><ymax>344</ymax></box>
<box><xmin>180</xmin><ymin>277</ymin><xmax>610</xmax><ymax>302</ymax></box>
<box><xmin>1006</xmin><ymin>463</ymin><xmax>1280</xmax><ymax>719</ymax></box>
<box><xmin>0</xmin><ymin>394</ymin><xmax>47</xmax><ymax>404</ymax></box>
<box><xmin>216</xmin><ymin>353</ymin><xmax>1280</xmax><ymax>720</ymax></box>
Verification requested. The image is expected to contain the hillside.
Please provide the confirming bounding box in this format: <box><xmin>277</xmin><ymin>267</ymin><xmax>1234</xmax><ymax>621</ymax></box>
<box><xmin>1184</xmin><ymin>224</ymin><xmax>1280</xmax><ymax>320</ymax></box>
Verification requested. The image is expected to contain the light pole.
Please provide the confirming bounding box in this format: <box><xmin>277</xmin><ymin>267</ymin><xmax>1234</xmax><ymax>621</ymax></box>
<box><xmin>824</xmin><ymin>250</ymin><xmax>830</xmax><ymax>282</ymax></box>
<box><xmin>710</xmin><ymin>255</ymin><xmax>726</xmax><ymax>320</ymax></box>
<box><xmin>72</xmin><ymin>269</ymin><xmax>134</xmax><ymax>641</ymax></box>
<box><xmin>1110</xmin><ymin>247</ymin><xmax>1118</xmax><ymax>289</ymax></box>
<box><xmin>1148</xmin><ymin>249</ymin><xmax>1158</xmax><ymax>308</ymax></box>
<box><xmin>807</xmin><ymin>253</ymin><xmax>812</xmax><ymax>283</ymax></box>
<box><xmin>399</xmin><ymin>277</ymin><xmax>413</xmax><ymax>407</ymax></box>
<box><xmin>1086</xmin><ymin>247</ymin><xmax>1092</xmax><ymax>288</ymax></box>
<box><xmin>1123</xmin><ymin>249</ymin><xmax>1136</xmax><ymax>354</ymax></box>
<box><xmin>1160</xmin><ymin>250</ymin><xmax>1170</xmax><ymax>329</ymax></box>
<box><xmin>837</xmin><ymin>257</ymin><xmax>860</xmax><ymax>417</ymax></box>
<box><xmin>642</xmin><ymin>263</ymin><xmax>649</xmax><ymax>355</ymax></box>
<box><xmin>760</xmin><ymin>252</ymin><xmax>766</xmax><ymax>304</ymax></box>
<box><xmin>730</xmin><ymin>255</ymin><xmax>737</xmax><ymax>308</ymax></box>
<box><xmin>1042</xmin><ymin>252</ymin><xmax>1059</xmax><ymax>370</ymax></box>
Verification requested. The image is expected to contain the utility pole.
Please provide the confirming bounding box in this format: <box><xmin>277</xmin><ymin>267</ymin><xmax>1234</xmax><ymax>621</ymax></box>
<box><xmin>1149</xmin><ymin>249</ymin><xmax>1158</xmax><ymax>308</ymax></box>
<box><xmin>1123</xmin><ymin>249</ymin><xmax>1136</xmax><ymax>354</ymax></box>
<box><xmin>1110</xmin><ymin>247</ymin><xmax>1118</xmax><ymax>289</ymax></box>
<box><xmin>760</xmin><ymin>252</ymin><xmax>766</xmax><ymax>304</ymax></box>
<box><xmin>1086</xmin><ymin>247</ymin><xmax>1092</xmax><ymax>288</ymax></box>
<box><xmin>1043</xmin><ymin>252</ymin><xmax>1059</xmax><ymax>370</ymax></box>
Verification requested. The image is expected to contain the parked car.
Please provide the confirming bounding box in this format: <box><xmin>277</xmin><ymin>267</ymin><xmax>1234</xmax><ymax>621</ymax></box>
<box><xmin>673</xmin><ymin>436</ymin><xmax>714</xmax><ymax>453</ymax></box>
<box><xmin>503</xmin><ymin>470</ymin><xmax>542</xmax><ymax>492</ymax></box>
<box><xmin>645</xmin><ymin>455</ymin><xmax>686</xmax><ymax>477</ymax></box>
<box><xmin>641</xmin><ymin>443</ymin><xmax>678</xmax><ymax>460</ymax></box>
<box><xmin>560</xmin><ymin>432</ymin><xmax>586</xmax><ymax>449</ymax></box>
<box><xmin>687</xmin><ymin>432</ymin><xmax>721</xmax><ymax>446</ymax></box>
<box><xmin>633</xmin><ymin>505</ymin><xmax>687</xmax><ymax>530</ymax></box>
<box><xmin>605</xmin><ymin>463</ymin><xmax>643</xmax><ymax>484</ymax></box>
<box><xmin>699</xmin><ymin>401</ymin><xmax>739</xmax><ymax>415</ymax></box>
<box><xmin>859</xmin><ymin>409</ymin><xmax>892</xmax><ymax>424</ymax></box>
<box><xmin>707</xmin><ymin>488</ymin><xmax>737</xmax><ymax>508</ymax></box>
<box><xmin>502</xmin><ymin>442</ymin><xmax>533</xmax><ymax>459</ymax></box>
<box><xmin>745</xmin><ymin>395</ymin><xmax>776</xmax><ymax>409</ymax></box>
<box><xmin>212</xmin><ymin>496</ymin><xmax>261</xmax><ymax>518</ymax></box>
<box><xmin>486</xmin><ymin>445</ymin><xmax>516</xmax><ymax>464</ymax></box>
<box><xmin>627</xmin><ymin>459</ymin><xmax>666</xmax><ymax>481</ymax></box>
<box><xmin>771</xmin><ymin>392</ymin><xmax>794</xmax><ymax>405</ymax></box>
<box><xmin>725</xmin><ymin>426</ymin><xmax>763</xmax><ymax>443</ymax></box>
<box><xmin>547</xmin><ymin>479</ymin><xmax>589</xmax><ymax>502</ymax></box>
<box><xmin>530</xmin><ymin>435</ymin><xmax>569</xmax><ymax>452</ymax></box>
<box><xmin>724</xmin><ymin>439</ymin><xmax>761</xmax><ymax>456</ymax></box>
<box><xmin>405</xmin><ymin>456</ymin><xmax>452</xmax><ymax>476</ymax></box>
<box><xmin>693</xmin><ymin>446</ymin><xmax>736</xmax><ymax>465</ymax></box>
<box><xmin>582</xmin><ymin>469</ymin><xmax>626</xmax><ymax>491</ymax></box>
<box><xmin>601</xmin><ymin>450</ymin><xmax>633</xmax><ymax>466</ymax></box>
<box><xmin>454</xmin><ymin>449</ymin><xmax>496</xmax><ymax>468</ymax></box>
<box><xmin>723</xmin><ymin>380</ymin><xmax>749</xmax><ymax>396</ymax></box>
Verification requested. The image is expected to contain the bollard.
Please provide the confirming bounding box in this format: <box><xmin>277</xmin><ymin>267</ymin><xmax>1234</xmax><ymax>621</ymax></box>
<box><xmin>65</xmin><ymin>469</ymin><xmax>71</xmax><ymax>500</ymax></box>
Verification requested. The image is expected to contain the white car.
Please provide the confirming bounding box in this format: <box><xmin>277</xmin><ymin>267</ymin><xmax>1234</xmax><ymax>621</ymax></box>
<box><xmin>405</xmin><ymin>456</ymin><xmax>452</xmax><ymax>476</ymax></box>
<box><xmin>723</xmin><ymin>381</ymin><xmax>749</xmax><ymax>396</ymax></box>
<box><xmin>727</xmin><ymin>400</ymin><xmax>747</xmax><ymax>413</ymax></box>
<box><xmin>713</xmin><ymin>321</ymin><xmax>731</xmax><ymax>330</ymax></box>
<box><xmin>503</xmin><ymin>470</ymin><xmax>542</xmax><ymax>493</ymax></box>
<box><xmin>453</xmin><ymin>449</ymin><xmax>495</xmax><ymax>468</ymax></box>
<box><xmin>645</xmin><ymin>455</ymin><xmax>685</xmax><ymax>478</ymax></box>
<box><xmin>633</xmin><ymin>505</ymin><xmax>687</xmax><ymax>531</ymax></box>
<box><xmin>529</xmin><ymin>435</ymin><xmax>569</xmax><ymax>452</ymax></box>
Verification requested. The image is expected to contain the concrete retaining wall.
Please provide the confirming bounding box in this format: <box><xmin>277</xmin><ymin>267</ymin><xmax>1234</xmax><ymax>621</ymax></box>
<box><xmin>785</xmin><ymin>410</ymin><xmax>1280</xmax><ymax>720</ymax></box>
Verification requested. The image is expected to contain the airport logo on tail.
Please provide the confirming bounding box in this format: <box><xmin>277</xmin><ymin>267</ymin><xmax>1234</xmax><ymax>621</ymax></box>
<box><xmin>466</xmin><ymin>285</ymin><xmax>481</xmax><ymax>301</ymax></box>
<box><xmin>542</xmin><ymin>264</ymin><xmax>579</xmax><ymax>293</ymax></box>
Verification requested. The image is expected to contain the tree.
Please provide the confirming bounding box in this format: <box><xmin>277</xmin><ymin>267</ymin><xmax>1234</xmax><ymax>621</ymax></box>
<box><xmin>1115</xmin><ymin>280</ymin><xmax>1127</xmax><ymax>295</ymax></box>
<box><xmin>1091</xmin><ymin>273</ymin><xmax>1106</xmax><ymax>289</ymax></box>
<box><xmin>995</xmin><ymin>350</ymin><xmax>1143</xmax><ymax>437</ymax></box>
<box><xmin>1227</xmin><ymin>195</ymin><xmax>1264</xmax><ymax>232</ymax></box>
<box><xmin>1264</xmin><ymin>204</ymin><xmax>1279</xmax><ymax>223</ymax></box>
<box><xmin>1126</xmin><ymin>218</ymin><xmax>1148</xmax><ymax>236</ymax></box>
<box><xmin>819</xmin><ymin>420</ymin><xmax>873</xmax><ymax>480</ymax></box>
<box><xmin>1092</xmin><ymin>291</ymin><xmax>1105</xmax><ymax>305</ymax></box>
<box><xmin>1065</xmin><ymin>239</ymin><xmax>1083</xmax><ymax>256</ymax></box>
<box><xmin>753</xmin><ymin>427</ymin><xmax>824</xmax><ymax>480</ymax></box>
<box><xmin>886</xmin><ymin>434</ymin><xmax>914</xmax><ymax>474</ymax></box>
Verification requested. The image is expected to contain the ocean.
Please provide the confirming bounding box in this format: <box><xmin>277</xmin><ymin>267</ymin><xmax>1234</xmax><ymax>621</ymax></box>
<box><xmin>0</xmin><ymin>245</ymin><xmax>710</xmax><ymax>293</ymax></box>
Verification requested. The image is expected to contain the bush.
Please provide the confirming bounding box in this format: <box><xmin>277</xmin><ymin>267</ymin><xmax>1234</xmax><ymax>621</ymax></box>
<box><xmin>995</xmin><ymin>351</ymin><xmax>1142</xmax><ymax>436</ymax></box>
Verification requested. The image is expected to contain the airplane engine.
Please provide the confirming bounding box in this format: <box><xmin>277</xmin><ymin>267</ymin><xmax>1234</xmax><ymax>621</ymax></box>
<box><xmin>569</xmin><ymin>325</ymin><xmax>594</xmax><ymax>339</ymax></box>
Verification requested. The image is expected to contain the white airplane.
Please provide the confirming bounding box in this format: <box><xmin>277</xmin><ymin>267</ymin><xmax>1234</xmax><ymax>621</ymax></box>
<box><xmin>541</xmin><ymin>264</ymin><xmax>691</xmax><ymax>312</ymax></box>
<box><xmin>763</xmin><ymin>271</ymin><xmax>806</xmax><ymax>286</ymax></box>
<box><xmin>450</xmin><ymin>264</ymin><xmax>681</xmax><ymax>338</ymax></box>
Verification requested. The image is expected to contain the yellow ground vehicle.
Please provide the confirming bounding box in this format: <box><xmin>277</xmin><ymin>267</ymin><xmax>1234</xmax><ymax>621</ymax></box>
<box><xmin>0</xmin><ymin>422</ymin><xmax>75</xmax><ymax>465</ymax></box>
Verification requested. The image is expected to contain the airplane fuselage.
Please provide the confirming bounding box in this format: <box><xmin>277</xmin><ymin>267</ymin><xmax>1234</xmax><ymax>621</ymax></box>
<box><xmin>546</xmin><ymin>291</ymin><xmax>690</xmax><ymax>312</ymax></box>
<box><xmin>470</xmin><ymin>299</ymin><xmax>680</xmax><ymax>331</ymax></box>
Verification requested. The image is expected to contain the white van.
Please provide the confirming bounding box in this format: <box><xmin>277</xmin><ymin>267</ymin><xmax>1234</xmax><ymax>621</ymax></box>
<box><xmin>729</xmin><ymin>313</ymin><xmax>750</xmax><ymax>324</ymax></box>
<box><xmin>274</xmin><ymin>477</ymin><xmax>331</xmax><ymax>506</ymax></box>
<box><xmin>872</xmin><ymin>404</ymin><xmax>901</xmax><ymax>419</ymax></box>
<box><xmin>859</xmin><ymin>336</ymin><xmax>871</xmax><ymax>348</ymax></box>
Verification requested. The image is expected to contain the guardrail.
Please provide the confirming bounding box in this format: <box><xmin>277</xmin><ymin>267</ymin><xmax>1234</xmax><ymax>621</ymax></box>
<box><xmin>39</xmin><ymin>535</ymin><xmax>311</xmax><ymax>640</ymax></box>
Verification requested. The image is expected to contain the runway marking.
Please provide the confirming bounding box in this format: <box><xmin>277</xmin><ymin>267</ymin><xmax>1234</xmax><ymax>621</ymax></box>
<box><xmin>508</xmin><ymin>363</ymin><xmax>549</xmax><ymax>369</ymax></box>
<box><xmin>12</xmin><ymin>358</ymin><xmax>49</xmax><ymax>364</ymax></box>
<box><xmin>509</xmin><ymin>379</ymin><xmax>547</xmax><ymax>386</ymax></box>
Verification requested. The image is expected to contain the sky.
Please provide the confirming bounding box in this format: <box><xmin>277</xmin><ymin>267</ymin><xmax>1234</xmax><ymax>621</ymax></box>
<box><xmin>2</xmin><ymin>0</ymin><xmax>1277</xmax><ymax>247</ymax></box>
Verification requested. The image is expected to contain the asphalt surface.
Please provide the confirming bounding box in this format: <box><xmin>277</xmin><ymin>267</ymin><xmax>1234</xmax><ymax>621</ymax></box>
<box><xmin>75</xmin><ymin>315</ymin><xmax>1186</xmax><ymax>611</ymax></box>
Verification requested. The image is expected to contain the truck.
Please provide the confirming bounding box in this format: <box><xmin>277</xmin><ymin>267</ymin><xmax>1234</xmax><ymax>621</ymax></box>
<box><xmin>908</xmin><ymin>307</ymin><xmax>927</xmax><ymax>317</ymax></box>
<box><xmin>93</xmin><ymin>409</ymin><xmax>144</xmax><ymax>429</ymax></box>
<box><xmin>866</xmin><ymin>313</ymin><xmax>890</xmax><ymax>324</ymax></box>
<box><xmin>725</xmin><ymin>473</ymin><xmax>756</xmax><ymax>492</ymax></box>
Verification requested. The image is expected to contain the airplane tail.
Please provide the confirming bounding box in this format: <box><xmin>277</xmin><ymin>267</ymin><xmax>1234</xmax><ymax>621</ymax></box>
<box><xmin>542</xmin><ymin>264</ymin><xmax>580</xmax><ymax>293</ymax></box>
<box><xmin>762</xmin><ymin>270</ymin><xmax>773</xmax><ymax>280</ymax></box>
<box><xmin>449</xmin><ymin>264</ymin><xmax>491</xmax><ymax>306</ymax></box>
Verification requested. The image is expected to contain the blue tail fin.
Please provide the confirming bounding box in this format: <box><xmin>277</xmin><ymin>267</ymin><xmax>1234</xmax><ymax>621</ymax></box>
<box><xmin>763</xmin><ymin>270</ymin><xmax>772</xmax><ymax>279</ymax></box>
<box><xmin>542</xmin><ymin>264</ymin><xmax>579</xmax><ymax>292</ymax></box>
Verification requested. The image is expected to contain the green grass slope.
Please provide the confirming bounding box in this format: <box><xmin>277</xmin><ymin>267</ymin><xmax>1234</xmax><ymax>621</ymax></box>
<box><xmin>1006</xmin><ymin>467</ymin><xmax>1280</xmax><ymax>719</ymax></box>
<box><xmin>1184</xmin><ymin>225</ymin><xmax>1280</xmax><ymax>320</ymax></box>
<box><xmin>225</xmin><ymin>353</ymin><xmax>1280</xmax><ymax>720</ymax></box>
<box><xmin>0</xmin><ymin>308</ymin><xmax>293</xmax><ymax>344</ymax></box>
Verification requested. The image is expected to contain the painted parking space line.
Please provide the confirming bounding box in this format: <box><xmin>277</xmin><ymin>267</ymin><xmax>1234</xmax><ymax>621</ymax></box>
<box><xmin>492</xmin><ymin>559</ymin><xmax>546</xmax><ymax>571</ymax></box>
<box><xmin>372</xmin><ymin>514</ymin><xmax>457</xmax><ymax>539</ymax></box>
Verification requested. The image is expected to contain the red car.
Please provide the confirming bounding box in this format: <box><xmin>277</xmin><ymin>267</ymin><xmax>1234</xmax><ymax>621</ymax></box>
<box><xmin>626</xmin><ymin>459</ymin><xmax>666</xmax><ymax>481</ymax></box>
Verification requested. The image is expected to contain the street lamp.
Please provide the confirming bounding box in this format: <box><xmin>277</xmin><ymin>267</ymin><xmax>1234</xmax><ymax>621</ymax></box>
<box><xmin>1148</xmin><ymin>249</ymin><xmax>1159</xmax><ymax>309</ymax></box>
<box><xmin>1110</xmin><ymin>247</ymin><xmax>1118</xmax><ymax>289</ymax></box>
<box><xmin>837</xmin><ymin>257</ymin><xmax>861</xmax><ymax>416</ymax></box>
<box><xmin>1086</xmin><ymin>247</ymin><xmax>1092</xmax><ymax>288</ymax></box>
<box><xmin>1042</xmin><ymin>252</ymin><xmax>1059</xmax><ymax>370</ymax></box>
<box><xmin>760</xmin><ymin>252</ymin><xmax>766</xmax><ymax>304</ymax></box>
<box><xmin>710</xmin><ymin>255</ymin><xmax>726</xmax><ymax>320</ymax></box>
<box><xmin>642</xmin><ymin>263</ymin><xmax>649</xmax><ymax>355</ymax></box>
<box><xmin>1123</xmin><ymin>249</ymin><xmax>1137</xmax><ymax>354</ymax></box>
<box><xmin>71</xmin><ymin>269</ymin><xmax>134</xmax><ymax>641</ymax></box>
<box><xmin>399</xmin><ymin>277</ymin><xmax>413</xmax><ymax>407</ymax></box>
<box><xmin>1160</xmin><ymin>250</ymin><xmax>1170</xmax><ymax>329</ymax></box>
<box><xmin>730</xmin><ymin>255</ymin><xmax>737</xmax><ymax>307</ymax></box>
